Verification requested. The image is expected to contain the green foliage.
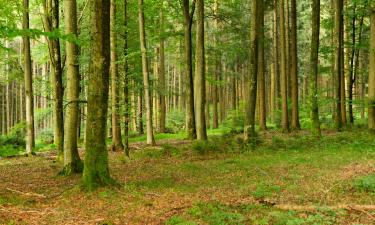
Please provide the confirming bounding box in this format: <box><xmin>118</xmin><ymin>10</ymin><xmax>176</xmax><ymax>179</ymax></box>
<box><xmin>353</xmin><ymin>173</ymin><xmax>375</xmax><ymax>193</ymax></box>
<box><xmin>188</xmin><ymin>202</ymin><xmax>246</xmax><ymax>225</ymax></box>
<box><xmin>0</xmin><ymin>123</ymin><xmax>26</xmax><ymax>157</ymax></box>
<box><xmin>251</xmin><ymin>184</ymin><xmax>282</xmax><ymax>199</ymax></box>
<box><xmin>166</xmin><ymin>109</ymin><xmax>186</xmax><ymax>133</ymax></box>
<box><xmin>165</xmin><ymin>216</ymin><xmax>197</xmax><ymax>225</ymax></box>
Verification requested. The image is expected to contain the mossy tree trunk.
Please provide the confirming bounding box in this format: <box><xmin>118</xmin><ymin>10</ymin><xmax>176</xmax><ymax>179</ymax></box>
<box><xmin>82</xmin><ymin>0</ymin><xmax>114</xmax><ymax>190</ymax></box>
<box><xmin>369</xmin><ymin>4</ymin><xmax>375</xmax><ymax>132</ymax></box>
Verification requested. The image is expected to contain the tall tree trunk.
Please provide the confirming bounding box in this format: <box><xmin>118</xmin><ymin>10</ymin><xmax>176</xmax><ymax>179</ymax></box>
<box><xmin>63</xmin><ymin>0</ymin><xmax>83</xmax><ymax>174</ymax></box>
<box><xmin>369</xmin><ymin>4</ymin><xmax>375</xmax><ymax>132</ymax></box>
<box><xmin>42</xmin><ymin>0</ymin><xmax>64</xmax><ymax>157</ymax></box>
<box><xmin>258</xmin><ymin>0</ymin><xmax>266</xmax><ymax>131</ymax></box>
<box><xmin>182</xmin><ymin>0</ymin><xmax>196</xmax><ymax>140</ymax></box>
<box><xmin>109</xmin><ymin>0</ymin><xmax>124</xmax><ymax>151</ymax></box>
<box><xmin>310</xmin><ymin>0</ymin><xmax>321</xmax><ymax>137</ymax></box>
<box><xmin>212</xmin><ymin>0</ymin><xmax>219</xmax><ymax>129</ymax></box>
<box><xmin>123</xmin><ymin>0</ymin><xmax>130</xmax><ymax>155</ymax></box>
<box><xmin>290</xmin><ymin>0</ymin><xmax>300</xmax><ymax>129</ymax></box>
<box><xmin>138</xmin><ymin>0</ymin><xmax>156</xmax><ymax>145</ymax></box>
<box><xmin>244</xmin><ymin>0</ymin><xmax>259</xmax><ymax>140</ymax></box>
<box><xmin>195</xmin><ymin>0</ymin><xmax>207</xmax><ymax>140</ymax></box>
<box><xmin>279</xmin><ymin>0</ymin><xmax>289</xmax><ymax>132</ymax></box>
<box><xmin>158</xmin><ymin>3</ymin><xmax>166</xmax><ymax>133</ymax></box>
<box><xmin>23</xmin><ymin>0</ymin><xmax>35</xmax><ymax>155</ymax></box>
<box><xmin>83</xmin><ymin>0</ymin><xmax>114</xmax><ymax>189</ymax></box>
<box><xmin>334</xmin><ymin>0</ymin><xmax>344</xmax><ymax>130</ymax></box>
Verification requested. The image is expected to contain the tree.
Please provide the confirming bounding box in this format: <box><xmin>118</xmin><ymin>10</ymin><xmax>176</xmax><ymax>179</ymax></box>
<box><xmin>158</xmin><ymin>2</ymin><xmax>166</xmax><ymax>133</ymax></box>
<box><xmin>123</xmin><ymin>0</ymin><xmax>130</xmax><ymax>155</ymax></box>
<box><xmin>258</xmin><ymin>0</ymin><xmax>266</xmax><ymax>131</ymax></box>
<box><xmin>138</xmin><ymin>0</ymin><xmax>156</xmax><ymax>145</ymax></box>
<box><xmin>195</xmin><ymin>0</ymin><xmax>207</xmax><ymax>141</ymax></box>
<box><xmin>41</xmin><ymin>0</ymin><xmax>64</xmax><ymax>157</ymax></box>
<box><xmin>290</xmin><ymin>0</ymin><xmax>300</xmax><ymax>129</ymax></box>
<box><xmin>279</xmin><ymin>0</ymin><xmax>289</xmax><ymax>132</ymax></box>
<box><xmin>109</xmin><ymin>0</ymin><xmax>124</xmax><ymax>151</ymax></box>
<box><xmin>82</xmin><ymin>0</ymin><xmax>114</xmax><ymax>189</ymax></box>
<box><xmin>23</xmin><ymin>0</ymin><xmax>35</xmax><ymax>155</ymax></box>
<box><xmin>63</xmin><ymin>0</ymin><xmax>83</xmax><ymax>174</ymax></box>
<box><xmin>369</xmin><ymin>3</ymin><xmax>375</xmax><ymax>132</ymax></box>
<box><xmin>310</xmin><ymin>0</ymin><xmax>321</xmax><ymax>137</ymax></box>
<box><xmin>182</xmin><ymin>0</ymin><xmax>196</xmax><ymax>140</ymax></box>
<box><xmin>334</xmin><ymin>0</ymin><xmax>344</xmax><ymax>130</ymax></box>
<box><xmin>212</xmin><ymin>0</ymin><xmax>219</xmax><ymax>129</ymax></box>
<box><xmin>244</xmin><ymin>0</ymin><xmax>260</xmax><ymax>140</ymax></box>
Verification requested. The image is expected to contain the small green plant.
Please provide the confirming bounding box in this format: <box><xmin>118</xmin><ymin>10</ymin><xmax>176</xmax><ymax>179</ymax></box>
<box><xmin>165</xmin><ymin>216</ymin><xmax>196</xmax><ymax>225</ymax></box>
<box><xmin>353</xmin><ymin>173</ymin><xmax>375</xmax><ymax>193</ymax></box>
<box><xmin>251</xmin><ymin>184</ymin><xmax>282</xmax><ymax>199</ymax></box>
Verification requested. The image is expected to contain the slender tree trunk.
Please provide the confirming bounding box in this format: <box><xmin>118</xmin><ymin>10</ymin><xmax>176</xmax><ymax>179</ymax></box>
<box><xmin>182</xmin><ymin>0</ymin><xmax>196</xmax><ymax>139</ymax></box>
<box><xmin>158</xmin><ymin>4</ymin><xmax>166</xmax><ymax>133</ymax></box>
<box><xmin>290</xmin><ymin>0</ymin><xmax>300</xmax><ymax>129</ymax></box>
<box><xmin>63</xmin><ymin>0</ymin><xmax>83</xmax><ymax>174</ymax></box>
<box><xmin>334</xmin><ymin>0</ymin><xmax>344</xmax><ymax>130</ymax></box>
<box><xmin>279</xmin><ymin>0</ymin><xmax>289</xmax><ymax>132</ymax></box>
<box><xmin>369</xmin><ymin>4</ymin><xmax>375</xmax><ymax>132</ymax></box>
<box><xmin>42</xmin><ymin>0</ymin><xmax>64</xmax><ymax>157</ymax></box>
<box><xmin>138</xmin><ymin>0</ymin><xmax>155</xmax><ymax>145</ymax></box>
<box><xmin>258</xmin><ymin>0</ymin><xmax>266</xmax><ymax>131</ymax></box>
<box><xmin>310</xmin><ymin>0</ymin><xmax>321</xmax><ymax>137</ymax></box>
<box><xmin>123</xmin><ymin>0</ymin><xmax>130</xmax><ymax>155</ymax></box>
<box><xmin>109</xmin><ymin>0</ymin><xmax>124</xmax><ymax>151</ymax></box>
<box><xmin>244</xmin><ymin>0</ymin><xmax>260</xmax><ymax>140</ymax></box>
<box><xmin>195</xmin><ymin>0</ymin><xmax>207</xmax><ymax>140</ymax></box>
<box><xmin>212</xmin><ymin>0</ymin><xmax>219</xmax><ymax>129</ymax></box>
<box><xmin>23</xmin><ymin>0</ymin><xmax>35</xmax><ymax>155</ymax></box>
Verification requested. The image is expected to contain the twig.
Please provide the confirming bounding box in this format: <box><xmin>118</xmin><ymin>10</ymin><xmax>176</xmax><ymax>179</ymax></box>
<box><xmin>6</xmin><ymin>188</ymin><xmax>46</xmax><ymax>199</ymax></box>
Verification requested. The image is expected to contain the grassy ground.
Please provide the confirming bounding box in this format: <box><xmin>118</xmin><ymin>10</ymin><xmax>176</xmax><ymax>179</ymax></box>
<box><xmin>0</xmin><ymin>129</ymin><xmax>375</xmax><ymax>224</ymax></box>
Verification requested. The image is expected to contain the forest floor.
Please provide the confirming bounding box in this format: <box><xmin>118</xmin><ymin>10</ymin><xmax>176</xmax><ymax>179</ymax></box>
<box><xmin>0</xmin><ymin>129</ymin><xmax>375</xmax><ymax>225</ymax></box>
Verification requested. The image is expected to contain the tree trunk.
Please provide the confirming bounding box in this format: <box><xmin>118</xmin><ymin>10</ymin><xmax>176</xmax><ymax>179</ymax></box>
<box><xmin>290</xmin><ymin>0</ymin><xmax>300</xmax><ymax>129</ymax></box>
<box><xmin>63</xmin><ymin>0</ymin><xmax>83</xmax><ymax>174</ymax></box>
<box><xmin>195</xmin><ymin>0</ymin><xmax>207</xmax><ymax>141</ymax></box>
<box><xmin>334</xmin><ymin>0</ymin><xmax>344</xmax><ymax>130</ymax></box>
<box><xmin>158</xmin><ymin>4</ymin><xmax>166</xmax><ymax>133</ymax></box>
<box><xmin>123</xmin><ymin>0</ymin><xmax>130</xmax><ymax>155</ymax></box>
<box><xmin>258</xmin><ymin>0</ymin><xmax>266</xmax><ymax>131</ymax></box>
<box><xmin>244</xmin><ymin>0</ymin><xmax>259</xmax><ymax>140</ymax></box>
<box><xmin>212</xmin><ymin>0</ymin><xmax>219</xmax><ymax>129</ymax></box>
<box><xmin>138</xmin><ymin>0</ymin><xmax>156</xmax><ymax>145</ymax></box>
<box><xmin>23</xmin><ymin>0</ymin><xmax>35</xmax><ymax>155</ymax></box>
<box><xmin>310</xmin><ymin>0</ymin><xmax>321</xmax><ymax>137</ymax></box>
<box><xmin>279</xmin><ymin>0</ymin><xmax>289</xmax><ymax>132</ymax></box>
<box><xmin>83</xmin><ymin>0</ymin><xmax>114</xmax><ymax>189</ymax></box>
<box><xmin>182</xmin><ymin>0</ymin><xmax>196</xmax><ymax>140</ymax></box>
<box><xmin>369</xmin><ymin>4</ymin><xmax>375</xmax><ymax>132</ymax></box>
<box><xmin>109</xmin><ymin>0</ymin><xmax>124</xmax><ymax>151</ymax></box>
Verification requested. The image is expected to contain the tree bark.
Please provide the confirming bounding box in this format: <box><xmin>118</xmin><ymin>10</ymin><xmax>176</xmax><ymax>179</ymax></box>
<box><xmin>290</xmin><ymin>0</ymin><xmax>300</xmax><ymax>129</ymax></box>
<box><xmin>369</xmin><ymin>4</ymin><xmax>375</xmax><ymax>132</ymax></box>
<box><xmin>244</xmin><ymin>0</ymin><xmax>260</xmax><ymax>140</ymax></box>
<box><xmin>109</xmin><ymin>0</ymin><xmax>124</xmax><ymax>151</ymax></box>
<box><xmin>182</xmin><ymin>0</ymin><xmax>197</xmax><ymax>140</ymax></box>
<box><xmin>123</xmin><ymin>0</ymin><xmax>130</xmax><ymax>155</ymax></box>
<box><xmin>195</xmin><ymin>0</ymin><xmax>207</xmax><ymax>141</ymax></box>
<box><xmin>258</xmin><ymin>0</ymin><xmax>266</xmax><ymax>131</ymax></box>
<box><xmin>334</xmin><ymin>0</ymin><xmax>344</xmax><ymax>130</ymax></box>
<box><xmin>279</xmin><ymin>0</ymin><xmax>289</xmax><ymax>132</ymax></box>
<box><xmin>138</xmin><ymin>0</ymin><xmax>156</xmax><ymax>145</ymax></box>
<box><xmin>310</xmin><ymin>0</ymin><xmax>321</xmax><ymax>137</ymax></box>
<box><xmin>83</xmin><ymin>0</ymin><xmax>114</xmax><ymax>189</ymax></box>
<box><xmin>63</xmin><ymin>0</ymin><xmax>83</xmax><ymax>174</ymax></box>
<box><xmin>158</xmin><ymin>3</ymin><xmax>166</xmax><ymax>133</ymax></box>
<box><xmin>23</xmin><ymin>0</ymin><xmax>35</xmax><ymax>155</ymax></box>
